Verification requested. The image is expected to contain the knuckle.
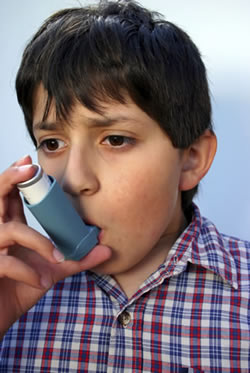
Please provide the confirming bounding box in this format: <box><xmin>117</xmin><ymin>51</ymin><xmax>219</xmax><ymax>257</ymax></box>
<box><xmin>0</xmin><ymin>225</ymin><xmax>15</xmax><ymax>247</ymax></box>
<box><xmin>5</xmin><ymin>221</ymin><xmax>19</xmax><ymax>233</ymax></box>
<box><xmin>0</xmin><ymin>255</ymin><xmax>12</xmax><ymax>273</ymax></box>
<box><xmin>0</xmin><ymin>167</ymin><xmax>19</xmax><ymax>194</ymax></box>
<box><xmin>0</xmin><ymin>222</ymin><xmax>21</xmax><ymax>244</ymax></box>
<box><xmin>0</xmin><ymin>167</ymin><xmax>10</xmax><ymax>183</ymax></box>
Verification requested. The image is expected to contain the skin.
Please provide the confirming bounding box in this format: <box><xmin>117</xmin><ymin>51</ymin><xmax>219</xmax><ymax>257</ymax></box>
<box><xmin>0</xmin><ymin>84</ymin><xmax>216</xmax><ymax>337</ymax></box>
<box><xmin>33</xmin><ymin>85</ymin><xmax>189</xmax><ymax>297</ymax></box>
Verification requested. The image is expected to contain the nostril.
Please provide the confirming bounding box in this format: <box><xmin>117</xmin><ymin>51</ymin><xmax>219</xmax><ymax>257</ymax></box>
<box><xmin>58</xmin><ymin>157</ymin><xmax>100</xmax><ymax>196</ymax></box>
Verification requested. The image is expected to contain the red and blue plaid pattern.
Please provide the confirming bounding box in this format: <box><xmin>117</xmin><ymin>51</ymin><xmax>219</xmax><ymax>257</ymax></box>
<box><xmin>0</xmin><ymin>204</ymin><xmax>249</xmax><ymax>372</ymax></box>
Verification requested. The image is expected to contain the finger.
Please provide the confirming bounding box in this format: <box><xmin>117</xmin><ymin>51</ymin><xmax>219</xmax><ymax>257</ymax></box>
<box><xmin>0</xmin><ymin>255</ymin><xmax>42</xmax><ymax>289</ymax></box>
<box><xmin>51</xmin><ymin>244</ymin><xmax>112</xmax><ymax>283</ymax></box>
<box><xmin>77</xmin><ymin>244</ymin><xmax>111</xmax><ymax>269</ymax></box>
<box><xmin>0</xmin><ymin>164</ymin><xmax>37</xmax><ymax>199</ymax></box>
<box><xmin>8</xmin><ymin>156</ymin><xmax>33</xmax><ymax>222</ymax></box>
<box><xmin>0</xmin><ymin>222</ymin><xmax>62</xmax><ymax>264</ymax></box>
<box><xmin>0</xmin><ymin>164</ymin><xmax>37</xmax><ymax>223</ymax></box>
<box><xmin>0</xmin><ymin>248</ymin><xmax>8</xmax><ymax>256</ymax></box>
<box><xmin>11</xmin><ymin>155</ymin><xmax>32</xmax><ymax>167</ymax></box>
<box><xmin>7</xmin><ymin>187</ymin><xmax>27</xmax><ymax>223</ymax></box>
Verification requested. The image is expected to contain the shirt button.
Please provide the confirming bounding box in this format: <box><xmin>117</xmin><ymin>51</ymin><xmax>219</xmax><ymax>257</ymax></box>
<box><xmin>118</xmin><ymin>311</ymin><xmax>131</xmax><ymax>327</ymax></box>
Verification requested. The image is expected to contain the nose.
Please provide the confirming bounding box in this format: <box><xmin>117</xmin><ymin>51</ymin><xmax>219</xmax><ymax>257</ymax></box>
<box><xmin>60</xmin><ymin>147</ymin><xmax>100</xmax><ymax>197</ymax></box>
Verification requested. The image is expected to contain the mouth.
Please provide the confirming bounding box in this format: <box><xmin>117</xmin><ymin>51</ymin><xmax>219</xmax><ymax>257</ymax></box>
<box><xmin>83</xmin><ymin>218</ymin><xmax>95</xmax><ymax>227</ymax></box>
<box><xmin>82</xmin><ymin>218</ymin><xmax>104</xmax><ymax>243</ymax></box>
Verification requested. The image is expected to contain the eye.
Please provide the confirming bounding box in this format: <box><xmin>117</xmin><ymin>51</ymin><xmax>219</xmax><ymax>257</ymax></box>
<box><xmin>38</xmin><ymin>139</ymin><xmax>66</xmax><ymax>153</ymax></box>
<box><xmin>102</xmin><ymin>135</ymin><xmax>135</xmax><ymax>147</ymax></box>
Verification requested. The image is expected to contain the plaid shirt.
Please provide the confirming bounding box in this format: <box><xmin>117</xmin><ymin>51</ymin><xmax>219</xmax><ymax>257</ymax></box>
<box><xmin>0</xmin><ymin>204</ymin><xmax>249</xmax><ymax>372</ymax></box>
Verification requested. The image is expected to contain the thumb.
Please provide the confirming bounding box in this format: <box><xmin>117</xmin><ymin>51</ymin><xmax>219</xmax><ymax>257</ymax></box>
<box><xmin>75</xmin><ymin>244</ymin><xmax>111</xmax><ymax>270</ymax></box>
<box><xmin>51</xmin><ymin>244</ymin><xmax>112</xmax><ymax>283</ymax></box>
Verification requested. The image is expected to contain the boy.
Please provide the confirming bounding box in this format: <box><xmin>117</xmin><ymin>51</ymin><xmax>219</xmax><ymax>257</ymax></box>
<box><xmin>0</xmin><ymin>0</ymin><xmax>249</xmax><ymax>372</ymax></box>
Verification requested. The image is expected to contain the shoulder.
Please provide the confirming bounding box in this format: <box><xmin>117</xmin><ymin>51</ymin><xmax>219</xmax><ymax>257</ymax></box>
<box><xmin>187</xmin><ymin>204</ymin><xmax>250</xmax><ymax>292</ymax></box>
<box><xmin>201</xmin><ymin>213</ymin><xmax>250</xmax><ymax>264</ymax></box>
<box><xmin>199</xmin><ymin>212</ymin><xmax>250</xmax><ymax>291</ymax></box>
<box><xmin>220</xmin><ymin>231</ymin><xmax>250</xmax><ymax>288</ymax></box>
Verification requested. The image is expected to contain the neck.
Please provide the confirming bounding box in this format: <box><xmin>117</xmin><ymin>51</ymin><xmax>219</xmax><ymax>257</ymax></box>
<box><xmin>114</xmin><ymin>212</ymin><xmax>188</xmax><ymax>299</ymax></box>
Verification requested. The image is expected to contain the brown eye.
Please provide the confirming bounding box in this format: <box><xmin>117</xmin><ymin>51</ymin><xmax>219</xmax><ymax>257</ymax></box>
<box><xmin>45</xmin><ymin>139</ymin><xmax>59</xmax><ymax>151</ymax></box>
<box><xmin>103</xmin><ymin>135</ymin><xmax>136</xmax><ymax>147</ymax></box>
<box><xmin>108</xmin><ymin>136</ymin><xmax>125</xmax><ymax>146</ymax></box>
<box><xmin>38</xmin><ymin>139</ymin><xmax>65</xmax><ymax>153</ymax></box>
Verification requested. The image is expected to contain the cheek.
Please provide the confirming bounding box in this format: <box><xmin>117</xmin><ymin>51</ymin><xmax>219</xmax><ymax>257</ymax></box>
<box><xmin>106</xmin><ymin>164</ymin><xmax>180</xmax><ymax>239</ymax></box>
<box><xmin>38</xmin><ymin>154</ymin><xmax>67</xmax><ymax>182</ymax></box>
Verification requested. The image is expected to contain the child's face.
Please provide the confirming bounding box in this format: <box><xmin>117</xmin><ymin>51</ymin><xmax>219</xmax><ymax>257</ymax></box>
<box><xmin>33</xmin><ymin>85</ymin><xmax>187</xmax><ymax>278</ymax></box>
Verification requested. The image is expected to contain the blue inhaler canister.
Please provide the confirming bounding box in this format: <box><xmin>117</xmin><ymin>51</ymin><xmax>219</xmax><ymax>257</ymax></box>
<box><xmin>17</xmin><ymin>165</ymin><xmax>100</xmax><ymax>260</ymax></box>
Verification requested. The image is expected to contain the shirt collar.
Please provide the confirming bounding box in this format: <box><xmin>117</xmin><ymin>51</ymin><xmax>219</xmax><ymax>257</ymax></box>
<box><xmin>163</xmin><ymin>203</ymin><xmax>238</xmax><ymax>289</ymax></box>
<box><xmin>89</xmin><ymin>203</ymin><xmax>238</xmax><ymax>304</ymax></box>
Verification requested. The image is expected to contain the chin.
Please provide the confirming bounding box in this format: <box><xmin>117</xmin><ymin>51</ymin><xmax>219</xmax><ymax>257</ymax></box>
<box><xmin>90</xmin><ymin>256</ymin><xmax>126</xmax><ymax>276</ymax></box>
<box><xmin>90</xmin><ymin>264</ymin><xmax>113</xmax><ymax>276</ymax></box>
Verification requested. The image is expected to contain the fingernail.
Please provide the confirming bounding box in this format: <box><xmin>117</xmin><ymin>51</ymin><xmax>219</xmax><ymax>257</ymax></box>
<box><xmin>19</xmin><ymin>154</ymin><xmax>30</xmax><ymax>162</ymax></box>
<box><xmin>40</xmin><ymin>276</ymin><xmax>52</xmax><ymax>289</ymax></box>
<box><xmin>53</xmin><ymin>248</ymin><xmax>65</xmax><ymax>263</ymax></box>
<box><xmin>16</xmin><ymin>165</ymin><xmax>35</xmax><ymax>172</ymax></box>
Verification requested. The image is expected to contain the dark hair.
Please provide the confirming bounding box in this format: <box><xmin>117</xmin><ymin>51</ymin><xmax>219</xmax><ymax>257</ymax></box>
<box><xmin>16</xmin><ymin>0</ymin><xmax>213</xmax><ymax>214</ymax></box>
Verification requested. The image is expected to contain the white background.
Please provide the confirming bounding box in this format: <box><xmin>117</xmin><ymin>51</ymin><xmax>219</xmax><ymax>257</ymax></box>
<box><xmin>0</xmin><ymin>0</ymin><xmax>249</xmax><ymax>240</ymax></box>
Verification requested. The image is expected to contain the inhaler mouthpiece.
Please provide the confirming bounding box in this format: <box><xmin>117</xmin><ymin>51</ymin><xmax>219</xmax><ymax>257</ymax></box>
<box><xmin>17</xmin><ymin>165</ymin><xmax>100</xmax><ymax>261</ymax></box>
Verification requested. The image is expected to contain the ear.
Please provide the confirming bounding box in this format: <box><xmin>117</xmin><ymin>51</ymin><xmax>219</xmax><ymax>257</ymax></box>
<box><xmin>179</xmin><ymin>130</ymin><xmax>217</xmax><ymax>191</ymax></box>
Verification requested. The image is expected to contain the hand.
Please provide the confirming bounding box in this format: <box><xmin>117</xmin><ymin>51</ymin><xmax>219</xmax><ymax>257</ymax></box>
<box><xmin>0</xmin><ymin>155</ymin><xmax>111</xmax><ymax>338</ymax></box>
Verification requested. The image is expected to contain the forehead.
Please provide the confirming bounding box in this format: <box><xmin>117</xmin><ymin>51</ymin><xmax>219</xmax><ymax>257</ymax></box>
<box><xmin>32</xmin><ymin>83</ymin><xmax>160</xmax><ymax>131</ymax></box>
<box><xmin>32</xmin><ymin>84</ymin><xmax>57</xmax><ymax>124</ymax></box>
<box><xmin>32</xmin><ymin>84</ymin><xmax>181</xmax><ymax>162</ymax></box>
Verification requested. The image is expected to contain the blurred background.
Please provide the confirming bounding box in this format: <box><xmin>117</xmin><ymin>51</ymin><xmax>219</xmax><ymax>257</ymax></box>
<box><xmin>1</xmin><ymin>0</ymin><xmax>249</xmax><ymax>239</ymax></box>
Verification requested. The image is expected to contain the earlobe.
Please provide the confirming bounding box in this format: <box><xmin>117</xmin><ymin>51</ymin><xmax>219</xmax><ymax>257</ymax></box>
<box><xmin>179</xmin><ymin>130</ymin><xmax>217</xmax><ymax>191</ymax></box>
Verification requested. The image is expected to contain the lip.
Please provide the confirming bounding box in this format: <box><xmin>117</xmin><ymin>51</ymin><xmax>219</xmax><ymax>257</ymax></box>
<box><xmin>82</xmin><ymin>218</ymin><xmax>104</xmax><ymax>243</ymax></box>
<box><xmin>97</xmin><ymin>229</ymin><xmax>104</xmax><ymax>243</ymax></box>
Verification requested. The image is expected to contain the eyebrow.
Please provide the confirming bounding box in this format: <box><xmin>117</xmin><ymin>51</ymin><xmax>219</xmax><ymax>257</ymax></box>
<box><xmin>83</xmin><ymin>115</ymin><xmax>138</xmax><ymax>128</ymax></box>
<box><xmin>33</xmin><ymin>115</ymin><xmax>141</xmax><ymax>131</ymax></box>
<box><xmin>33</xmin><ymin>121</ymin><xmax>62</xmax><ymax>131</ymax></box>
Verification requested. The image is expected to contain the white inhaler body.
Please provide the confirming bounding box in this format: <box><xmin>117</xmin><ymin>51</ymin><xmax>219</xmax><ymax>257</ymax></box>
<box><xmin>17</xmin><ymin>165</ymin><xmax>99</xmax><ymax>260</ymax></box>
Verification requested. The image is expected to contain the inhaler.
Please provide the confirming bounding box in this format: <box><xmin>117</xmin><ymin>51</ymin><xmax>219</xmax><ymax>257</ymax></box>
<box><xmin>17</xmin><ymin>165</ymin><xmax>100</xmax><ymax>260</ymax></box>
